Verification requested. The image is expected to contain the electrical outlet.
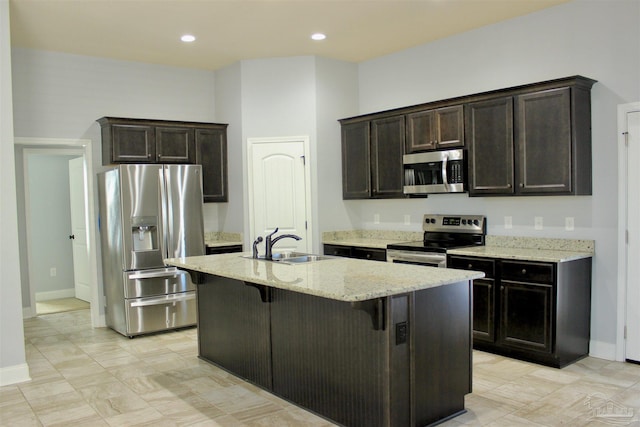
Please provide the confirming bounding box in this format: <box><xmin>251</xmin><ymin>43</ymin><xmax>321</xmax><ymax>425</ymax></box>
<box><xmin>374</xmin><ymin>213</ymin><xmax>380</xmax><ymax>224</ymax></box>
<box><xmin>403</xmin><ymin>214</ymin><xmax>411</xmax><ymax>225</ymax></box>
<box><xmin>565</xmin><ymin>217</ymin><xmax>575</xmax><ymax>231</ymax></box>
<box><xmin>50</xmin><ymin>267</ymin><xmax>57</xmax><ymax>277</ymax></box>
<box><xmin>504</xmin><ymin>216</ymin><xmax>513</xmax><ymax>229</ymax></box>
<box><xmin>534</xmin><ymin>216</ymin><xmax>543</xmax><ymax>230</ymax></box>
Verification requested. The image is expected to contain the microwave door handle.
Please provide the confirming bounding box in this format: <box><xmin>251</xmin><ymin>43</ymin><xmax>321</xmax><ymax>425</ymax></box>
<box><xmin>442</xmin><ymin>154</ymin><xmax>449</xmax><ymax>188</ymax></box>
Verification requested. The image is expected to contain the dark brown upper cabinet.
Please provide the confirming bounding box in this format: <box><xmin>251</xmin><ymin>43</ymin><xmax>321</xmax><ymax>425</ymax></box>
<box><xmin>370</xmin><ymin>116</ymin><xmax>405</xmax><ymax>198</ymax></box>
<box><xmin>156</xmin><ymin>126</ymin><xmax>195</xmax><ymax>164</ymax></box>
<box><xmin>340</xmin><ymin>116</ymin><xmax>405</xmax><ymax>199</ymax></box>
<box><xmin>466</xmin><ymin>76</ymin><xmax>595</xmax><ymax>196</ymax></box>
<box><xmin>405</xmin><ymin>105</ymin><xmax>464</xmax><ymax>153</ymax></box>
<box><xmin>98</xmin><ymin>117</ymin><xmax>229</xmax><ymax>202</ymax></box>
<box><xmin>195</xmin><ymin>127</ymin><xmax>228</xmax><ymax>203</ymax></box>
<box><xmin>341</xmin><ymin>121</ymin><xmax>371</xmax><ymax>199</ymax></box>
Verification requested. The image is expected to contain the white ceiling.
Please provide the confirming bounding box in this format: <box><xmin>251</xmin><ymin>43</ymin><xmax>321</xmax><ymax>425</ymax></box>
<box><xmin>9</xmin><ymin>0</ymin><xmax>570</xmax><ymax>71</ymax></box>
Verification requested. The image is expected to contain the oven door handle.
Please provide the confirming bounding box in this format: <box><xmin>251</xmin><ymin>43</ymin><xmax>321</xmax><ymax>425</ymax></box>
<box><xmin>387</xmin><ymin>251</ymin><xmax>446</xmax><ymax>265</ymax></box>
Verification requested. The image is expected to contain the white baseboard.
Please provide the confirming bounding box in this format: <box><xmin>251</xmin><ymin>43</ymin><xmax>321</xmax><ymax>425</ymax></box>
<box><xmin>35</xmin><ymin>288</ymin><xmax>75</xmax><ymax>302</ymax></box>
<box><xmin>22</xmin><ymin>306</ymin><xmax>36</xmax><ymax>319</ymax></box>
<box><xmin>590</xmin><ymin>340</ymin><xmax>617</xmax><ymax>361</ymax></box>
<box><xmin>0</xmin><ymin>363</ymin><xmax>31</xmax><ymax>386</ymax></box>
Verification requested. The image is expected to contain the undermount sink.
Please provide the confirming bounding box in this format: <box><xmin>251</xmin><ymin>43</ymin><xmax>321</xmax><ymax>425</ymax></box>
<box><xmin>243</xmin><ymin>252</ymin><xmax>333</xmax><ymax>264</ymax></box>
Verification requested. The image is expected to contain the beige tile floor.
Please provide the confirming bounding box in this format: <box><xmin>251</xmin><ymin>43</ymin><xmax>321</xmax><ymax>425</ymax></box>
<box><xmin>2</xmin><ymin>309</ymin><xmax>639</xmax><ymax>426</ymax></box>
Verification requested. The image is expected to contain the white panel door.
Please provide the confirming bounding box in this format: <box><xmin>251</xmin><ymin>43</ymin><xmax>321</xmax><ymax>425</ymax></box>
<box><xmin>626</xmin><ymin>110</ymin><xmax>640</xmax><ymax>362</ymax></box>
<box><xmin>249</xmin><ymin>139</ymin><xmax>309</xmax><ymax>254</ymax></box>
<box><xmin>69</xmin><ymin>157</ymin><xmax>91</xmax><ymax>302</ymax></box>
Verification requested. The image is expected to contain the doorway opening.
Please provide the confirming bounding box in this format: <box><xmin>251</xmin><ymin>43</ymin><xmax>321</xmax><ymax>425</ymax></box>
<box><xmin>15</xmin><ymin>137</ymin><xmax>102</xmax><ymax>327</ymax></box>
<box><xmin>616</xmin><ymin>102</ymin><xmax>640</xmax><ymax>363</ymax></box>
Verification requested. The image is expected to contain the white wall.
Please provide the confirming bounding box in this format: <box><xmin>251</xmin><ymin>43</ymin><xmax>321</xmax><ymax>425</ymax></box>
<box><xmin>314</xmin><ymin>57</ymin><xmax>360</xmax><ymax>239</ymax></box>
<box><xmin>0</xmin><ymin>0</ymin><xmax>29</xmax><ymax>386</ymax></box>
<box><xmin>353</xmin><ymin>0</ymin><xmax>640</xmax><ymax>359</ymax></box>
<box><xmin>213</xmin><ymin>62</ymin><xmax>243</xmax><ymax>234</ymax></box>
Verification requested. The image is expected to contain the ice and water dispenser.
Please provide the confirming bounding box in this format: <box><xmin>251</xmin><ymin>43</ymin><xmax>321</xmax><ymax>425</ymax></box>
<box><xmin>131</xmin><ymin>216</ymin><xmax>158</xmax><ymax>252</ymax></box>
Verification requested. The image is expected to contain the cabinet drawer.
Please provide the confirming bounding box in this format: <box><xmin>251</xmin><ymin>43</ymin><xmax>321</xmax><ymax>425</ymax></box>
<box><xmin>352</xmin><ymin>247</ymin><xmax>387</xmax><ymax>262</ymax></box>
<box><xmin>448</xmin><ymin>256</ymin><xmax>495</xmax><ymax>278</ymax></box>
<box><xmin>323</xmin><ymin>244</ymin><xmax>352</xmax><ymax>257</ymax></box>
<box><xmin>501</xmin><ymin>261</ymin><xmax>554</xmax><ymax>284</ymax></box>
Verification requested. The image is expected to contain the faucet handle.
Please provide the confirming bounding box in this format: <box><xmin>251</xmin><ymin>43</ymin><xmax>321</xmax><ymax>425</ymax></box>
<box><xmin>267</xmin><ymin>227</ymin><xmax>279</xmax><ymax>237</ymax></box>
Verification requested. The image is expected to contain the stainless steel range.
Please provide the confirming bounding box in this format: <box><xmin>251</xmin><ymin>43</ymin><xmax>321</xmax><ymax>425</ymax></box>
<box><xmin>387</xmin><ymin>214</ymin><xmax>486</xmax><ymax>267</ymax></box>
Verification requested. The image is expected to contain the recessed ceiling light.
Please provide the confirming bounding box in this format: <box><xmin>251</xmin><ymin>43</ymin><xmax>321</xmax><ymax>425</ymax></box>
<box><xmin>181</xmin><ymin>34</ymin><xmax>196</xmax><ymax>43</ymax></box>
<box><xmin>311</xmin><ymin>33</ymin><xmax>326</xmax><ymax>41</ymax></box>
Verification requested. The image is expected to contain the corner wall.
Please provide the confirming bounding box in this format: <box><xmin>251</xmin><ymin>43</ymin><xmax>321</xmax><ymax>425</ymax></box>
<box><xmin>0</xmin><ymin>0</ymin><xmax>29</xmax><ymax>386</ymax></box>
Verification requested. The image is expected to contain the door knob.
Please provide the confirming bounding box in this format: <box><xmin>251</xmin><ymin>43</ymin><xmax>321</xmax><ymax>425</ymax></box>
<box><xmin>69</xmin><ymin>234</ymin><xmax>75</xmax><ymax>240</ymax></box>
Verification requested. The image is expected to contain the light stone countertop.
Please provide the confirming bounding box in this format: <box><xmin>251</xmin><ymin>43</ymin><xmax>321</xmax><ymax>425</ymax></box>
<box><xmin>165</xmin><ymin>252</ymin><xmax>484</xmax><ymax>302</ymax></box>
<box><xmin>204</xmin><ymin>232</ymin><xmax>242</xmax><ymax>248</ymax></box>
<box><xmin>322</xmin><ymin>230</ymin><xmax>422</xmax><ymax>249</ymax></box>
<box><xmin>448</xmin><ymin>236</ymin><xmax>595</xmax><ymax>263</ymax></box>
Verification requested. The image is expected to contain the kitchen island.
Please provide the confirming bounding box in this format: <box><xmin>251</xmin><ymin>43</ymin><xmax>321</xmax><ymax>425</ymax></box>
<box><xmin>165</xmin><ymin>253</ymin><xmax>484</xmax><ymax>427</ymax></box>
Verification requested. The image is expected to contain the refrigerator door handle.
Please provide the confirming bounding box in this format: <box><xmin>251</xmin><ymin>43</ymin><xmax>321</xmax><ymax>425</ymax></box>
<box><xmin>159</xmin><ymin>166</ymin><xmax>170</xmax><ymax>260</ymax></box>
<box><xmin>127</xmin><ymin>267</ymin><xmax>181</xmax><ymax>280</ymax></box>
<box><xmin>129</xmin><ymin>292</ymin><xmax>196</xmax><ymax>308</ymax></box>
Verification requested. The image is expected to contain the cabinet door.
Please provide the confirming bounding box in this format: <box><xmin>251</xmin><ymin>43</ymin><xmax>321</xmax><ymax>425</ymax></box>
<box><xmin>473</xmin><ymin>278</ymin><xmax>496</xmax><ymax>343</ymax></box>
<box><xmin>156</xmin><ymin>126</ymin><xmax>195</xmax><ymax>163</ymax></box>
<box><xmin>341</xmin><ymin>122</ymin><xmax>371</xmax><ymax>199</ymax></box>
<box><xmin>111</xmin><ymin>124</ymin><xmax>156</xmax><ymax>163</ymax></box>
<box><xmin>499</xmin><ymin>280</ymin><xmax>553</xmax><ymax>353</ymax></box>
<box><xmin>195</xmin><ymin>128</ymin><xmax>228</xmax><ymax>203</ymax></box>
<box><xmin>515</xmin><ymin>87</ymin><xmax>572</xmax><ymax>194</ymax></box>
<box><xmin>371</xmin><ymin>116</ymin><xmax>405</xmax><ymax>198</ymax></box>
<box><xmin>448</xmin><ymin>256</ymin><xmax>496</xmax><ymax>343</ymax></box>
<box><xmin>435</xmin><ymin>105</ymin><xmax>464</xmax><ymax>149</ymax></box>
<box><xmin>406</xmin><ymin>110</ymin><xmax>436</xmax><ymax>153</ymax></box>
<box><xmin>466</xmin><ymin>97</ymin><xmax>514</xmax><ymax>195</ymax></box>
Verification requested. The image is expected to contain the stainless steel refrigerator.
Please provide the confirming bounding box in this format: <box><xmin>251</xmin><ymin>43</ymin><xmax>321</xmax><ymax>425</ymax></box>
<box><xmin>98</xmin><ymin>164</ymin><xmax>204</xmax><ymax>337</ymax></box>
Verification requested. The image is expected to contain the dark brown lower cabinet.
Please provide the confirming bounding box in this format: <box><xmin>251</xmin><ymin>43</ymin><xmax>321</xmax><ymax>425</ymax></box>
<box><xmin>448</xmin><ymin>255</ymin><xmax>592</xmax><ymax>368</ymax></box>
<box><xmin>196</xmin><ymin>274</ymin><xmax>472</xmax><ymax>427</ymax></box>
<box><xmin>323</xmin><ymin>243</ymin><xmax>387</xmax><ymax>261</ymax></box>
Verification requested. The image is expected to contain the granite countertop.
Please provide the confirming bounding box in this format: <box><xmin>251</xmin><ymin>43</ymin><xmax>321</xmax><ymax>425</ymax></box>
<box><xmin>448</xmin><ymin>236</ymin><xmax>595</xmax><ymax>263</ymax></box>
<box><xmin>322</xmin><ymin>230</ymin><xmax>422</xmax><ymax>249</ymax></box>
<box><xmin>165</xmin><ymin>252</ymin><xmax>484</xmax><ymax>302</ymax></box>
<box><xmin>204</xmin><ymin>232</ymin><xmax>242</xmax><ymax>248</ymax></box>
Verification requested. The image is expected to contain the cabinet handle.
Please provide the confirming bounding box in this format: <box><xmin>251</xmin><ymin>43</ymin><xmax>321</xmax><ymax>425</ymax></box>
<box><xmin>366</xmin><ymin>254</ymin><xmax>371</xmax><ymax>259</ymax></box>
<box><xmin>519</xmin><ymin>183</ymin><xmax>524</xmax><ymax>188</ymax></box>
<box><xmin>521</xmin><ymin>269</ymin><xmax>527</xmax><ymax>275</ymax></box>
<box><xmin>488</xmin><ymin>284</ymin><xmax>492</xmax><ymax>289</ymax></box>
<box><xmin>500</xmin><ymin>286</ymin><xmax>505</xmax><ymax>291</ymax></box>
<box><xmin>507</xmin><ymin>184</ymin><xmax>512</xmax><ymax>188</ymax></box>
<box><xmin>468</xmin><ymin>264</ymin><xmax>473</xmax><ymax>269</ymax></box>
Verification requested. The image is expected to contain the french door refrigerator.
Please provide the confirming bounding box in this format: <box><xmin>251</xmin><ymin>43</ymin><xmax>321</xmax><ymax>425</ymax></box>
<box><xmin>98</xmin><ymin>164</ymin><xmax>204</xmax><ymax>337</ymax></box>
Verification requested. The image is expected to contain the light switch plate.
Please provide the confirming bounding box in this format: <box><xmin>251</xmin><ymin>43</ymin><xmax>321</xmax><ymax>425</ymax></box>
<box><xmin>534</xmin><ymin>216</ymin><xmax>543</xmax><ymax>230</ymax></box>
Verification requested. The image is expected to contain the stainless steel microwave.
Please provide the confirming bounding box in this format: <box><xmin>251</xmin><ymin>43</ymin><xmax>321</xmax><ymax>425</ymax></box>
<box><xmin>403</xmin><ymin>149</ymin><xmax>466</xmax><ymax>194</ymax></box>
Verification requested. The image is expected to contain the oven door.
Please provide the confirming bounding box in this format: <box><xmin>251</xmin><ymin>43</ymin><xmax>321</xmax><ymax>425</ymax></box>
<box><xmin>386</xmin><ymin>249</ymin><xmax>446</xmax><ymax>268</ymax></box>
